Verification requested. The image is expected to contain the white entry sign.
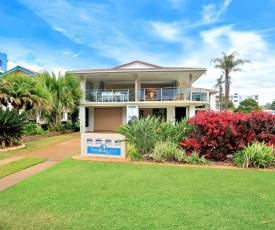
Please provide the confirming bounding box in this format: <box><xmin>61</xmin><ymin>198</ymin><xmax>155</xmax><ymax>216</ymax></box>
<box><xmin>127</xmin><ymin>105</ymin><xmax>139</xmax><ymax>123</ymax></box>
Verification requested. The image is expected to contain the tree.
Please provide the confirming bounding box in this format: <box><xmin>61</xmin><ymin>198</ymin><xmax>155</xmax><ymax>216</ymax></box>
<box><xmin>213</xmin><ymin>75</ymin><xmax>224</xmax><ymax>111</ymax></box>
<box><xmin>234</xmin><ymin>98</ymin><xmax>262</xmax><ymax>113</ymax></box>
<box><xmin>221</xmin><ymin>96</ymin><xmax>234</xmax><ymax>110</ymax></box>
<box><xmin>211</xmin><ymin>51</ymin><xmax>250</xmax><ymax>110</ymax></box>
<box><xmin>271</xmin><ymin>100</ymin><xmax>275</xmax><ymax>110</ymax></box>
<box><xmin>36</xmin><ymin>71</ymin><xmax>82</xmax><ymax>129</ymax></box>
<box><xmin>0</xmin><ymin>75</ymin><xmax>52</xmax><ymax>112</ymax></box>
<box><xmin>263</xmin><ymin>102</ymin><xmax>271</xmax><ymax>110</ymax></box>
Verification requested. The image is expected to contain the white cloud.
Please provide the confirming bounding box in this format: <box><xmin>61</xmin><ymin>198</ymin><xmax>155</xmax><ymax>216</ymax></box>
<box><xmin>150</xmin><ymin>0</ymin><xmax>233</xmax><ymax>42</ymax></box>
<box><xmin>168</xmin><ymin>0</ymin><xmax>186</xmax><ymax>9</ymax></box>
<box><xmin>201</xmin><ymin>0</ymin><xmax>232</xmax><ymax>23</ymax></box>
<box><xmin>150</xmin><ymin>22</ymin><xmax>181</xmax><ymax>41</ymax></box>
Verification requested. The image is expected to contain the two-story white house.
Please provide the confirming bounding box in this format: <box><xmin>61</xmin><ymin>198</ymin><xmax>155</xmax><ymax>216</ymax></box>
<box><xmin>68</xmin><ymin>60</ymin><xmax>216</xmax><ymax>133</ymax></box>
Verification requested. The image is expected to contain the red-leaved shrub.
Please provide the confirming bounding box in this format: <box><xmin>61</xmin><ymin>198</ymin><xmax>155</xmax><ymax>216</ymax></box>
<box><xmin>179</xmin><ymin>111</ymin><xmax>275</xmax><ymax>160</ymax></box>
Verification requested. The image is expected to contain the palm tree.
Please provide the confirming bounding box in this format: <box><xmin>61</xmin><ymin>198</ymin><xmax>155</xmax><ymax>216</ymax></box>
<box><xmin>211</xmin><ymin>51</ymin><xmax>250</xmax><ymax>110</ymax></box>
<box><xmin>213</xmin><ymin>75</ymin><xmax>224</xmax><ymax>111</ymax></box>
<box><xmin>0</xmin><ymin>75</ymin><xmax>52</xmax><ymax>113</ymax></box>
<box><xmin>36</xmin><ymin>71</ymin><xmax>82</xmax><ymax>129</ymax></box>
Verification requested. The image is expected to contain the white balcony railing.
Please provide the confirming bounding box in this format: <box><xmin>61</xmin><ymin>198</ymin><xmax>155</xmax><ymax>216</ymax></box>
<box><xmin>85</xmin><ymin>88</ymin><xmax>209</xmax><ymax>102</ymax></box>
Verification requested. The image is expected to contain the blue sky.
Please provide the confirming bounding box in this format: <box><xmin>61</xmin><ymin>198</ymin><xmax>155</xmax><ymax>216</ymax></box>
<box><xmin>1</xmin><ymin>0</ymin><xmax>275</xmax><ymax>104</ymax></box>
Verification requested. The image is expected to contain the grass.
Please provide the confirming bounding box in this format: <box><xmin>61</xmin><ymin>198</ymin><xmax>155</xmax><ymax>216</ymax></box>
<box><xmin>0</xmin><ymin>132</ymin><xmax>80</xmax><ymax>160</ymax></box>
<box><xmin>0</xmin><ymin>159</ymin><xmax>274</xmax><ymax>229</ymax></box>
<box><xmin>0</xmin><ymin>157</ymin><xmax>45</xmax><ymax>178</ymax></box>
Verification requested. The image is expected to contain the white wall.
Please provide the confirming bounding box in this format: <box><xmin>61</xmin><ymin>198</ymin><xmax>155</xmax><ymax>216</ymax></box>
<box><xmin>89</xmin><ymin>107</ymin><xmax>94</xmax><ymax>132</ymax></box>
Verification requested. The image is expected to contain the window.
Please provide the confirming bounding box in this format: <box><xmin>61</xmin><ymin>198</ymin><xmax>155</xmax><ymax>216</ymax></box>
<box><xmin>0</xmin><ymin>59</ymin><xmax>2</xmax><ymax>66</ymax></box>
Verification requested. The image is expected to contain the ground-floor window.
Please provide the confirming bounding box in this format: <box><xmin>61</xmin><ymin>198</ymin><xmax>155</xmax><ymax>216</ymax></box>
<box><xmin>139</xmin><ymin>108</ymin><xmax>167</xmax><ymax>121</ymax></box>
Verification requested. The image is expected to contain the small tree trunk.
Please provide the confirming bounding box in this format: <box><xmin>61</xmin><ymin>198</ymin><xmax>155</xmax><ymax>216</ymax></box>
<box><xmin>1</xmin><ymin>140</ymin><xmax>6</xmax><ymax>149</ymax></box>
<box><xmin>224</xmin><ymin>71</ymin><xmax>230</xmax><ymax>111</ymax></box>
<box><xmin>219</xmin><ymin>85</ymin><xmax>222</xmax><ymax>111</ymax></box>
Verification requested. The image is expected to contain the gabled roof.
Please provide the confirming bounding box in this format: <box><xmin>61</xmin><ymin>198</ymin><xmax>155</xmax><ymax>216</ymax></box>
<box><xmin>112</xmin><ymin>60</ymin><xmax>162</xmax><ymax>69</ymax></box>
<box><xmin>0</xmin><ymin>65</ymin><xmax>36</xmax><ymax>77</ymax></box>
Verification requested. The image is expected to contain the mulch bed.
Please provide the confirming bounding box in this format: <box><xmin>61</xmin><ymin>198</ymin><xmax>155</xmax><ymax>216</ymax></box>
<box><xmin>0</xmin><ymin>143</ymin><xmax>26</xmax><ymax>152</ymax></box>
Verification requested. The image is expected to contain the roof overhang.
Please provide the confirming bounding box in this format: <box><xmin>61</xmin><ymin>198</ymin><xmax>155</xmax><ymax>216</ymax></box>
<box><xmin>70</xmin><ymin>69</ymin><xmax>206</xmax><ymax>85</ymax></box>
<box><xmin>67</xmin><ymin>60</ymin><xmax>207</xmax><ymax>85</ymax></box>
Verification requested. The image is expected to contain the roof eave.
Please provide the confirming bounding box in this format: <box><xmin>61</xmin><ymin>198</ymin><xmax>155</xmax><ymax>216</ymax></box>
<box><xmin>68</xmin><ymin>68</ymin><xmax>207</xmax><ymax>75</ymax></box>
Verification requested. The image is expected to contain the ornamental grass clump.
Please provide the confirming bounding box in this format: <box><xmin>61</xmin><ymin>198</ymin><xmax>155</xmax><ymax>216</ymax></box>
<box><xmin>185</xmin><ymin>151</ymin><xmax>209</xmax><ymax>165</ymax></box>
<box><xmin>151</xmin><ymin>141</ymin><xmax>186</xmax><ymax>162</ymax></box>
<box><xmin>233</xmin><ymin>142</ymin><xmax>275</xmax><ymax>168</ymax></box>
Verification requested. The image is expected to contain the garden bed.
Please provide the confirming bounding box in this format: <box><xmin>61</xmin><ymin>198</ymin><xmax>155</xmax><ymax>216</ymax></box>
<box><xmin>22</xmin><ymin>129</ymin><xmax>78</xmax><ymax>142</ymax></box>
<box><xmin>72</xmin><ymin>155</ymin><xmax>275</xmax><ymax>170</ymax></box>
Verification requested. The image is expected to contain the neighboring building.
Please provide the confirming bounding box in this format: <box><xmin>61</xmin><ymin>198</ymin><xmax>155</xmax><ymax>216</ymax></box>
<box><xmin>0</xmin><ymin>52</ymin><xmax>7</xmax><ymax>73</ymax></box>
<box><xmin>192</xmin><ymin>87</ymin><xmax>218</xmax><ymax>111</ymax></box>
<box><xmin>68</xmin><ymin>60</ymin><xmax>215</xmax><ymax>132</ymax></box>
<box><xmin>230</xmin><ymin>93</ymin><xmax>259</xmax><ymax>108</ymax></box>
<box><xmin>0</xmin><ymin>65</ymin><xmax>36</xmax><ymax>77</ymax></box>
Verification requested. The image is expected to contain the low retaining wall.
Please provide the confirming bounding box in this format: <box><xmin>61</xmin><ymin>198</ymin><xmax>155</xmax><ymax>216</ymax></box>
<box><xmin>22</xmin><ymin>130</ymin><xmax>78</xmax><ymax>142</ymax></box>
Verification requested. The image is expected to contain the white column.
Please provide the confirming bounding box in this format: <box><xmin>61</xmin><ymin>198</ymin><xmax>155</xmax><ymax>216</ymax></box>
<box><xmin>79</xmin><ymin>105</ymin><xmax>86</xmax><ymax>133</ymax></box>
<box><xmin>189</xmin><ymin>74</ymin><xmax>193</xmax><ymax>101</ymax></box>
<box><xmin>89</xmin><ymin>107</ymin><xmax>94</xmax><ymax>132</ymax></box>
<box><xmin>80</xmin><ymin>77</ymin><xmax>86</xmax><ymax>103</ymax></box>
<box><xmin>134</xmin><ymin>74</ymin><xmax>138</xmax><ymax>102</ymax></box>
<box><xmin>167</xmin><ymin>107</ymin><xmax>174</xmax><ymax>123</ymax></box>
<box><xmin>189</xmin><ymin>105</ymin><xmax>196</xmax><ymax>118</ymax></box>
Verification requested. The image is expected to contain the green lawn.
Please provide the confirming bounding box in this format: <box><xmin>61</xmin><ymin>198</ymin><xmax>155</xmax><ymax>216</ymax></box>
<box><xmin>0</xmin><ymin>132</ymin><xmax>80</xmax><ymax>160</ymax></box>
<box><xmin>0</xmin><ymin>159</ymin><xmax>274</xmax><ymax>229</ymax></box>
<box><xmin>0</xmin><ymin>157</ymin><xmax>45</xmax><ymax>178</ymax></box>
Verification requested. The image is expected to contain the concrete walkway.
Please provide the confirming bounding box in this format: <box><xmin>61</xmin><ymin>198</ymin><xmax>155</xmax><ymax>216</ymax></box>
<box><xmin>0</xmin><ymin>156</ymin><xmax>24</xmax><ymax>166</ymax></box>
<box><xmin>0</xmin><ymin>137</ymin><xmax>80</xmax><ymax>191</ymax></box>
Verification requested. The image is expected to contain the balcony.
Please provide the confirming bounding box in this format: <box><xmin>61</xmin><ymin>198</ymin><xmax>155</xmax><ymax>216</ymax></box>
<box><xmin>85</xmin><ymin>88</ymin><xmax>209</xmax><ymax>103</ymax></box>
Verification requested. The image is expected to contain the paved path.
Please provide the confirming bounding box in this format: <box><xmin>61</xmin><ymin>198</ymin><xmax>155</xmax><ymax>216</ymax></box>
<box><xmin>0</xmin><ymin>156</ymin><xmax>24</xmax><ymax>166</ymax></box>
<box><xmin>0</xmin><ymin>137</ymin><xmax>80</xmax><ymax>191</ymax></box>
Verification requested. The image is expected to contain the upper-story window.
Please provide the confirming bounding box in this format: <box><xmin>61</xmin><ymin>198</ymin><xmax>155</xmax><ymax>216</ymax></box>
<box><xmin>0</xmin><ymin>59</ymin><xmax>2</xmax><ymax>66</ymax></box>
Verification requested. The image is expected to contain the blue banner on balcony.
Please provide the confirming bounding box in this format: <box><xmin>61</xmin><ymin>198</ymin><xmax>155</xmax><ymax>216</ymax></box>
<box><xmin>87</xmin><ymin>144</ymin><xmax>121</xmax><ymax>156</ymax></box>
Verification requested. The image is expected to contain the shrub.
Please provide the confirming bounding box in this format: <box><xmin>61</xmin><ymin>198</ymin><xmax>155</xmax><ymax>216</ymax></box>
<box><xmin>151</xmin><ymin>142</ymin><xmax>164</xmax><ymax>162</ymax></box>
<box><xmin>0</xmin><ymin>108</ymin><xmax>28</xmax><ymax>148</ymax></box>
<box><xmin>179</xmin><ymin>111</ymin><xmax>275</xmax><ymax>160</ymax></box>
<box><xmin>72</xmin><ymin>122</ymin><xmax>80</xmax><ymax>131</ymax></box>
<box><xmin>35</xmin><ymin>128</ymin><xmax>49</xmax><ymax>135</ymax></box>
<box><xmin>23</xmin><ymin>122</ymin><xmax>37</xmax><ymax>135</ymax></box>
<box><xmin>119</xmin><ymin>116</ymin><xmax>191</xmax><ymax>155</ymax></box>
<box><xmin>174</xmin><ymin>148</ymin><xmax>186</xmax><ymax>163</ymax></box>
<box><xmin>185</xmin><ymin>151</ymin><xmax>209</xmax><ymax>165</ymax></box>
<box><xmin>152</xmin><ymin>141</ymin><xmax>186</xmax><ymax>162</ymax></box>
<box><xmin>23</xmin><ymin>122</ymin><xmax>50</xmax><ymax>135</ymax></box>
<box><xmin>234</xmin><ymin>142</ymin><xmax>275</xmax><ymax>168</ymax></box>
<box><xmin>127</xmin><ymin>145</ymin><xmax>143</xmax><ymax>161</ymax></box>
<box><xmin>160</xmin><ymin>118</ymin><xmax>192</xmax><ymax>144</ymax></box>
